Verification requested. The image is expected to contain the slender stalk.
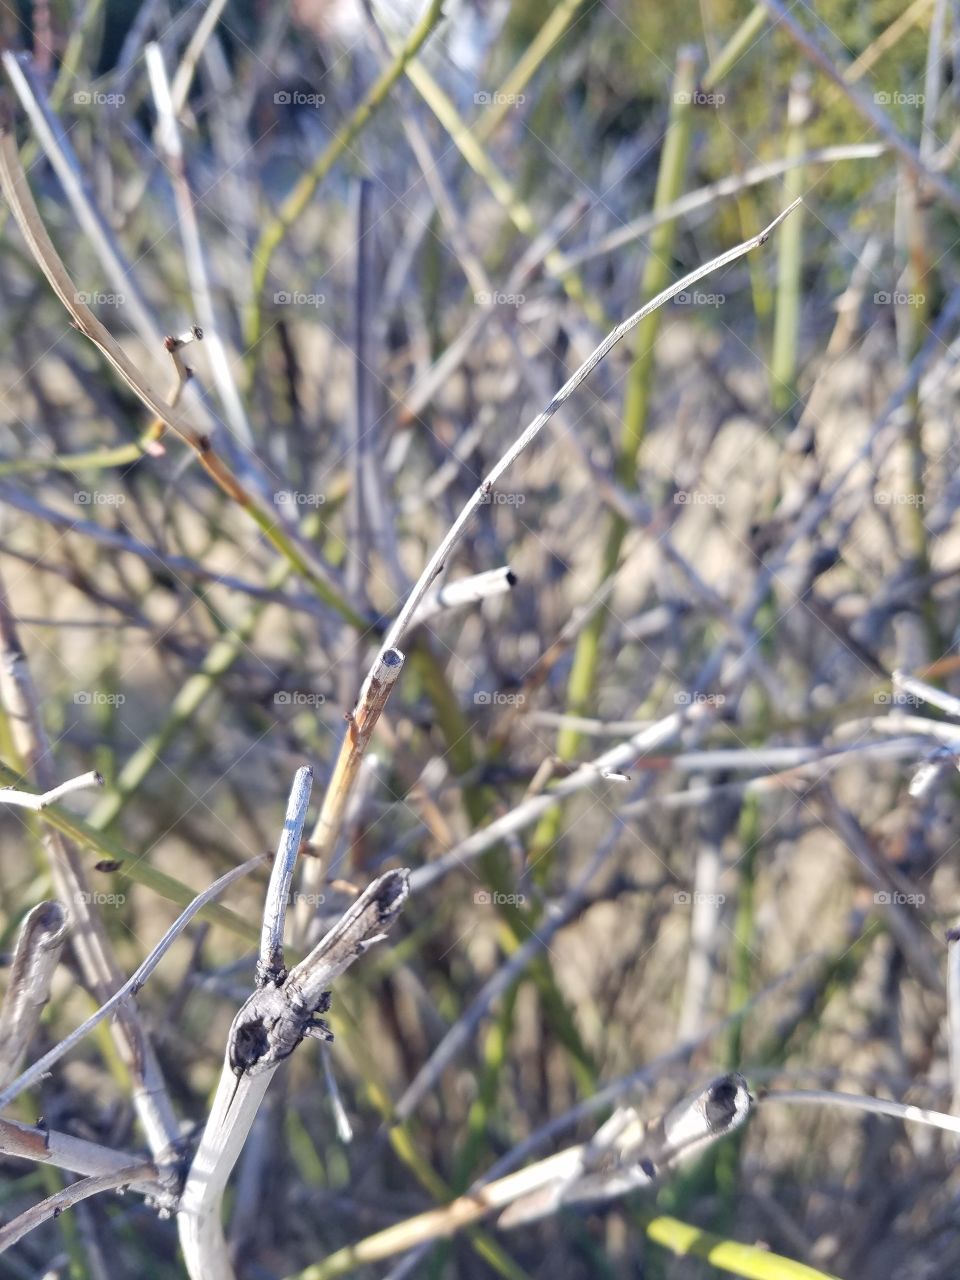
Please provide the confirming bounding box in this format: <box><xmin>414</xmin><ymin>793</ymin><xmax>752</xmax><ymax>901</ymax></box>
<box><xmin>244</xmin><ymin>0</ymin><xmax>444</xmax><ymax>354</ymax></box>
<box><xmin>145</xmin><ymin>41</ymin><xmax>253</xmax><ymax>447</ymax></box>
<box><xmin>0</xmin><ymin>759</ymin><xmax>260</xmax><ymax>944</ymax></box>
<box><xmin>0</xmin><ymin>856</ymin><xmax>264</xmax><ymax>1113</ymax></box>
<box><xmin>771</xmin><ymin>73</ymin><xmax>812</xmax><ymax>416</ymax></box>
<box><xmin>0</xmin><ymin>1162</ymin><xmax>157</xmax><ymax>1252</ymax></box>
<box><xmin>0</xmin><ymin>569</ymin><xmax>181</xmax><ymax>1195</ymax></box>
<box><xmin>0</xmin><ymin>770</ymin><xmax>102</xmax><ymax>810</ymax></box>
<box><xmin>0</xmin><ymin>1116</ymin><xmax>159</xmax><ymax>1196</ymax></box>
<box><xmin>530</xmin><ymin>46</ymin><xmax>700</xmax><ymax>869</ymax></box>
<box><xmin>948</xmin><ymin>926</ymin><xmax>960</xmax><ymax>1111</ymax></box>
<box><xmin>0</xmin><ymin>122</ymin><xmax>365</xmax><ymax>628</ymax></box>
<box><xmin>294</xmin><ymin>1078</ymin><xmax>767</xmax><ymax>1278</ymax></box>
<box><xmin>756</xmin><ymin>0</ymin><xmax>960</xmax><ymax>214</ymax></box>
<box><xmin>295</xmin><ymin>651</ymin><xmax>404</xmax><ymax>942</ymax></box>
<box><xmin>644</xmin><ymin>1216</ymin><xmax>840</xmax><ymax>1280</ymax></box>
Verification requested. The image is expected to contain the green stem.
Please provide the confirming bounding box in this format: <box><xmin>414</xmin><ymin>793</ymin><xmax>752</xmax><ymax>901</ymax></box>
<box><xmin>528</xmin><ymin>48</ymin><xmax>699</xmax><ymax>872</ymax></box>
<box><xmin>244</xmin><ymin>0</ymin><xmax>445</xmax><ymax>355</ymax></box>
<box><xmin>771</xmin><ymin>74</ymin><xmax>811</xmax><ymax>416</ymax></box>
<box><xmin>0</xmin><ymin>758</ymin><xmax>259</xmax><ymax>944</ymax></box>
<box><xmin>645</xmin><ymin>1215</ymin><xmax>842</xmax><ymax>1280</ymax></box>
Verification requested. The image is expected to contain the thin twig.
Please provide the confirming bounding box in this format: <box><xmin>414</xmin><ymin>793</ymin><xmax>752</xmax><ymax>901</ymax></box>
<box><xmin>760</xmin><ymin>1088</ymin><xmax>960</xmax><ymax>1136</ymax></box>
<box><xmin>0</xmin><ymin>1116</ymin><xmax>159</xmax><ymax>1196</ymax></box>
<box><xmin>0</xmin><ymin>770</ymin><xmax>102</xmax><ymax>810</ymax></box>
<box><xmin>947</xmin><ymin>925</ymin><xmax>960</xmax><ymax>1112</ymax></box>
<box><xmin>559</xmin><ymin>144</ymin><xmax>884</xmax><ymax>272</ymax></box>
<box><xmin>359</xmin><ymin>202</ymin><xmax>801</xmax><ymax>709</ymax></box>
<box><xmin>757</xmin><ymin>0</ymin><xmax>960</xmax><ymax>213</ymax></box>
<box><xmin>0</xmin><ymin>122</ymin><xmax>364</xmax><ymax>625</ymax></box>
<box><xmin>0</xmin><ymin>567</ymin><xmax>181</xmax><ymax>1193</ymax></box>
<box><xmin>296</xmin><ymin>650</ymin><xmax>404</xmax><ymax>941</ymax></box>
<box><xmin>304</xmin><ymin>1077</ymin><xmax>751</xmax><ymax>1272</ymax></box>
<box><xmin>0</xmin><ymin>1162</ymin><xmax>156</xmax><ymax>1253</ymax></box>
<box><xmin>145</xmin><ymin>41</ymin><xmax>254</xmax><ymax>447</ymax></box>
<box><xmin>0</xmin><ymin>856</ymin><xmax>265</xmax><ymax>1112</ymax></box>
<box><xmin>259</xmin><ymin>765</ymin><xmax>313</xmax><ymax>985</ymax></box>
<box><xmin>411</xmin><ymin>567</ymin><xmax>517</xmax><ymax>626</ymax></box>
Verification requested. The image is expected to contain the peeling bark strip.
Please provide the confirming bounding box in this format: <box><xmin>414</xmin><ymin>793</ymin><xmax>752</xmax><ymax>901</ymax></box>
<box><xmin>0</xmin><ymin>901</ymin><xmax>67</xmax><ymax>1086</ymax></box>
<box><xmin>497</xmin><ymin>1073</ymin><xmax>752</xmax><ymax>1227</ymax></box>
